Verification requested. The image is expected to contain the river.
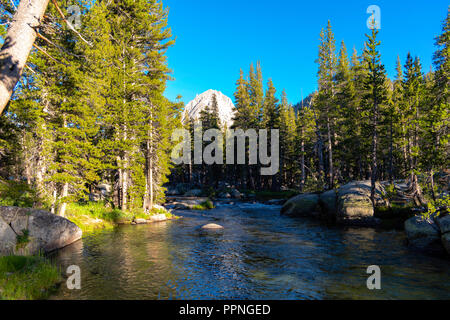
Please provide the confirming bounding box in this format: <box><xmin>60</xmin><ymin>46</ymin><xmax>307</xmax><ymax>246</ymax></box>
<box><xmin>50</xmin><ymin>202</ymin><xmax>450</xmax><ymax>300</ymax></box>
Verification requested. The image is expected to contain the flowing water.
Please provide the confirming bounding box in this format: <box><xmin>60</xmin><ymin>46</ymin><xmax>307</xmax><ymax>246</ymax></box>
<box><xmin>50</xmin><ymin>202</ymin><xmax>450</xmax><ymax>300</ymax></box>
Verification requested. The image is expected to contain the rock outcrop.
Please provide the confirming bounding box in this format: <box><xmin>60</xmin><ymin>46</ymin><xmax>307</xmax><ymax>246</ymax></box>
<box><xmin>404</xmin><ymin>216</ymin><xmax>441</xmax><ymax>250</ymax></box>
<box><xmin>183</xmin><ymin>89</ymin><xmax>237</xmax><ymax>128</ymax></box>
<box><xmin>281</xmin><ymin>181</ymin><xmax>387</xmax><ymax>226</ymax></box>
<box><xmin>405</xmin><ymin>213</ymin><xmax>450</xmax><ymax>255</ymax></box>
<box><xmin>0</xmin><ymin>207</ymin><xmax>82</xmax><ymax>256</ymax></box>
<box><xmin>281</xmin><ymin>194</ymin><xmax>320</xmax><ymax>218</ymax></box>
<box><xmin>336</xmin><ymin>181</ymin><xmax>386</xmax><ymax>226</ymax></box>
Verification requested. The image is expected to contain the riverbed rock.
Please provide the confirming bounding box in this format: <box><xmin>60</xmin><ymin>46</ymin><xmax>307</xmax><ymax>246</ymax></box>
<box><xmin>201</xmin><ymin>223</ymin><xmax>224</xmax><ymax>230</ymax></box>
<box><xmin>135</xmin><ymin>218</ymin><xmax>148</xmax><ymax>224</ymax></box>
<box><xmin>149</xmin><ymin>214</ymin><xmax>167</xmax><ymax>222</ymax></box>
<box><xmin>281</xmin><ymin>194</ymin><xmax>320</xmax><ymax>218</ymax></box>
<box><xmin>231</xmin><ymin>189</ymin><xmax>242</xmax><ymax>199</ymax></box>
<box><xmin>0</xmin><ymin>207</ymin><xmax>82</xmax><ymax>256</ymax></box>
<box><xmin>405</xmin><ymin>216</ymin><xmax>441</xmax><ymax>250</ymax></box>
<box><xmin>218</xmin><ymin>192</ymin><xmax>231</xmax><ymax>199</ymax></box>
<box><xmin>336</xmin><ymin>181</ymin><xmax>386</xmax><ymax>226</ymax></box>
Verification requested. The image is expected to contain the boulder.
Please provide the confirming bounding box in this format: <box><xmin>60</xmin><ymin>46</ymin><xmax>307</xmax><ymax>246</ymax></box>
<box><xmin>184</xmin><ymin>189</ymin><xmax>203</xmax><ymax>197</ymax></box>
<box><xmin>319</xmin><ymin>190</ymin><xmax>337</xmax><ymax>217</ymax></box>
<box><xmin>0</xmin><ymin>207</ymin><xmax>82</xmax><ymax>256</ymax></box>
<box><xmin>149</xmin><ymin>214</ymin><xmax>167</xmax><ymax>222</ymax></box>
<box><xmin>336</xmin><ymin>181</ymin><xmax>385</xmax><ymax>226</ymax></box>
<box><xmin>134</xmin><ymin>218</ymin><xmax>147</xmax><ymax>224</ymax></box>
<box><xmin>171</xmin><ymin>199</ymin><xmax>205</xmax><ymax>210</ymax></box>
<box><xmin>0</xmin><ymin>217</ymin><xmax>17</xmax><ymax>255</ymax></box>
<box><xmin>436</xmin><ymin>214</ymin><xmax>450</xmax><ymax>235</ymax></box>
<box><xmin>281</xmin><ymin>194</ymin><xmax>320</xmax><ymax>217</ymax></box>
<box><xmin>201</xmin><ymin>223</ymin><xmax>224</xmax><ymax>230</ymax></box>
<box><xmin>442</xmin><ymin>233</ymin><xmax>450</xmax><ymax>255</ymax></box>
<box><xmin>231</xmin><ymin>189</ymin><xmax>241</xmax><ymax>199</ymax></box>
<box><xmin>166</xmin><ymin>187</ymin><xmax>179</xmax><ymax>196</ymax></box>
<box><xmin>175</xmin><ymin>183</ymin><xmax>191</xmax><ymax>195</ymax></box>
<box><xmin>218</xmin><ymin>192</ymin><xmax>231</xmax><ymax>199</ymax></box>
<box><xmin>405</xmin><ymin>216</ymin><xmax>441</xmax><ymax>250</ymax></box>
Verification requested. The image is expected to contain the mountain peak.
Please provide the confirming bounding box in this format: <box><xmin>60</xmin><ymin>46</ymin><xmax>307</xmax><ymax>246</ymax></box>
<box><xmin>183</xmin><ymin>90</ymin><xmax>236</xmax><ymax>128</ymax></box>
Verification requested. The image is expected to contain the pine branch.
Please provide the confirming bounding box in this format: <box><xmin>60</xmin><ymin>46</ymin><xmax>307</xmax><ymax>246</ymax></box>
<box><xmin>24</xmin><ymin>64</ymin><xmax>36</xmax><ymax>74</ymax></box>
<box><xmin>32</xmin><ymin>43</ymin><xmax>68</xmax><ymax>66</ymax></box>
<box><xmin>36</xmin><ymin>32</ymin><xmax>83</xmax><ymax>58</ymax></box>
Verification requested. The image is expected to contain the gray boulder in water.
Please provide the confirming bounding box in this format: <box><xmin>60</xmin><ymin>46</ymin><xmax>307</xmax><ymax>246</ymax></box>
<box><xmin>336</xmin><ymin>181</ymin><xmax>386</xmax><ymax>226</ymax></box>
<box><xmin>405</xmin><ymin>216</ymin><xmax>441</xmax><ymax>251</ymax></box>
<box><xmin>201</xmin><ymin>223</ymin><xmax>224</xmax><ymax>230</ymax></box>
<box><xmin>281</xmin><ymin>194</ymin><xmax>320</xmax><ymax>218</ymax></box>
<box><xmin>0</xmin><ymin>207</ymin><xmax>82</xmax><ymax>256</ymax></box>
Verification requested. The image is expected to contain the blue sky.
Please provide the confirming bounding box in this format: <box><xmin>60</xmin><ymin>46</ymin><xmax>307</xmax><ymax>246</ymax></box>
<box><xmin>163</xmin><ymin>0</ymin><xmax>449</xmax><ymax>105</ymax></box>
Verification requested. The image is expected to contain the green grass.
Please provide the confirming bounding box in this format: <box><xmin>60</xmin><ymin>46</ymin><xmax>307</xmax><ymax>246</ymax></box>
<box><xmin>66</xmin><ymin>201</ymin><xmax>178</xmax><ymax>232</ymax></box>
<box><xmin>192</xmin><ymin>200</ymin><xmax>215</xmax><ymax>210</ymax></box>
<box><xmin>65</xmin><ymin>202</ymin><xmax>126</xmax><ymax>233</ymax></box>
<box><xmin>0</xmin><ymin>256</ymin><xmax>60</xmax><ymax>300</ymax></box>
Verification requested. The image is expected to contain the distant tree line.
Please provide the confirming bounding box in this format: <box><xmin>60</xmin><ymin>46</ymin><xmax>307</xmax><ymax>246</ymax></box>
<box><xmin>173</xmin><ymin>9</ymin><xmax>449</xmax><ymax>205</ymax></box>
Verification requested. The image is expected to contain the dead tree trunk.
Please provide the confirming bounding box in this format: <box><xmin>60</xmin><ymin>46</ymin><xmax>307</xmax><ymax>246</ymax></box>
<box><xmin>0</xmin><ymin>0</ymin><xmax>50</xmax><ymax>115</ymax></box>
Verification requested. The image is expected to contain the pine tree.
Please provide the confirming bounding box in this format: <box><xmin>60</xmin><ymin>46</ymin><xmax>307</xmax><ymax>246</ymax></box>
<box><xmin>316</xmin><ymin>21</ymin><xmax>337</xmax><ymax>189</ymax></box>
<box><xmin>335</xmin><ymin>40</ymin><xmax>357</xmax><ymax>181</ymax></box>
<box><xmin>362</xmin><ymin>27</ymin><xmax>388</xmax><ymax>205</ymax></box>
<box><xmin>423</xmin><ymin>7</ymin><xmax>450</xmax><ymax>198</ymax></box>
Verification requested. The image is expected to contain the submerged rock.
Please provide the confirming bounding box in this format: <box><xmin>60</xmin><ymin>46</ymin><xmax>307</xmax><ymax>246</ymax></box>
<box><xmin>281</xmin><ymin>194</ymin><xmax>320</xmax><ymax>217</ymax></box>
<box><xmin>201</xmin><ymin>223</ymin><xmax>224</xmax><ymax>230</ymax></box>
<box><xmin>0</xmin><ymin>207</ymin><xmax>82</xmax><ymax>256</ymax></box>
<box><xmin>405</xmin><ymin>216</ymin><xmax>441</xmax><ymax>250</ymax></box>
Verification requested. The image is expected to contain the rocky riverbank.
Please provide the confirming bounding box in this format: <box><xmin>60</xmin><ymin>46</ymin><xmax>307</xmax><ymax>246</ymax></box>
<box><xmin>281</xmin><ymin>181</ymin><xmax>390</xmax><ymax>226</ymax></box>
<box><xmin>404</xmin><ymin>213</ymin><xmax>450</xmax><ymax>255</ymax></box>
<box><xmin>280</xmin><ymin>180</ymin><xmax>450</xmax><ymax>256</ymax></box>
<box><xmin>0</xmin><ymin>207</ymin><xmax>82</xmax><ymax>256</ymax></box>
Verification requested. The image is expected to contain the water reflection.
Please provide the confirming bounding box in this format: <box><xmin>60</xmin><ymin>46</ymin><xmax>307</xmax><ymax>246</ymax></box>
<box><xmin>51</xmin><ymin>203</ymin><xmax>450</xmax><ymax>300</ymax></box>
